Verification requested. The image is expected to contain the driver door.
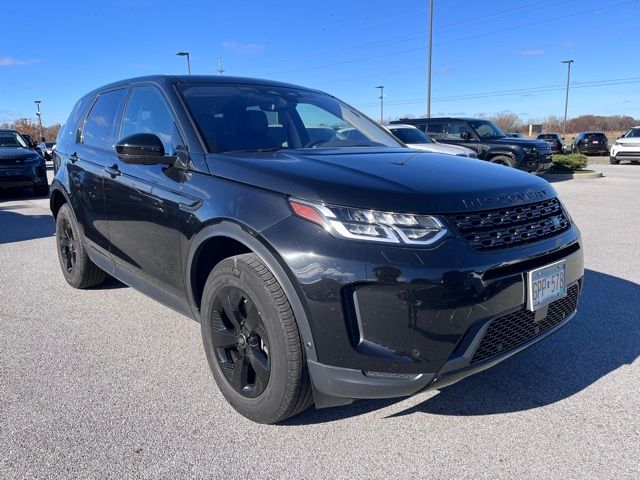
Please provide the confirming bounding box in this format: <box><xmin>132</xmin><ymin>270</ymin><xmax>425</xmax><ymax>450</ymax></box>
<box><xmin>443</xmin><ymin>121</ymin><xmax>482</xmax><ymax>155</ymax></box>
<box><xmin>103</xmin><ymin>86</ymin><xmax>188</xmax><ymax>299</ymax></box>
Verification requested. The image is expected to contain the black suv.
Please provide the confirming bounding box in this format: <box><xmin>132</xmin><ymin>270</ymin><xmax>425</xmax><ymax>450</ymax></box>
<box><xmin>392</xmin><ymin>117</ymin><xmax>552</xmax><ymax>172</ymax></box>
<box><xmin>50</xmin><ymin>76</ymin><xmax>584</xmax><ymax>424</ymax></box>
<box><xmin>571</xmin><ymin>132</ymin><xmax>609</xmax><ymax>155</ymax></box>
<box><xmin>0</xmin><ymin>129</ymin><xmax>49</xmax><ymax>196</ymax></box>
<box><xmin>537</xmin><ymin>133</ymin><xmax>565</xmax><ymax>154</ymax></box>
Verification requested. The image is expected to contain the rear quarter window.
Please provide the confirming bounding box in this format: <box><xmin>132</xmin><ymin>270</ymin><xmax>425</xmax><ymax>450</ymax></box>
<box><xmin>56</xmin><ymin>95</ymin><xmax>95</xmax><ymax>152</ymax></box>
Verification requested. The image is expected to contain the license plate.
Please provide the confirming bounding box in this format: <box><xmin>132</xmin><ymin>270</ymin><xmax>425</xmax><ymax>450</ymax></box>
<box><xmin>592</xmin><ymin>140</ymin><xmax>598</xmax><ymax>144</ymax></box>
<box><xmin>527</xmin><ymin>260</ymin><xmax>567</xmax><ymax>311</ymax></box>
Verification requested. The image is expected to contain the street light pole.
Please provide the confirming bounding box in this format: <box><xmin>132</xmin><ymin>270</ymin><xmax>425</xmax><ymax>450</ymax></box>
<box><xmin>561</xmin><ymin>59</ymin><xmax>574</xmax><ymax>138</ymax></box>
<box><xmin>426</xmin><ymin>0</ymin><xmax>434</xmax><ymax>118</ymax></box>
<box><xmin>376</xmin><ymin>85</ymin><xmax>384</xmax><ymax>123</ymax></box>
<box><xmin>34</xmin><ymin>100</ymin><xmax>44</xmax><ymax>142</ymax></box>
<box><xmin>176</xmin><ymin>52</ymin><xmax>191</xmax><ymax>74</ymax></box>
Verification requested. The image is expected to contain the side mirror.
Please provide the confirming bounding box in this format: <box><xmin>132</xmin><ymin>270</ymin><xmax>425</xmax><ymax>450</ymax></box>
<box><xmin>115</xmin><ymin>133</ymin><xmax>176</xmax><ymax>165</ymax></box>
<box><xmin>460</xmin><ymin>131</ymin><xmax>472</xmax><ymax>141</ymax></box>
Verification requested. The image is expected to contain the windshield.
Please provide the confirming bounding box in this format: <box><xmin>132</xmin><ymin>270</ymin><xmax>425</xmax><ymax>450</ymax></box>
<box><xmin>468</xmin><ymin>120</ymin><xmax>505</xmax><ymax>139</ymax></box>
<box><xmin>389</xmin><ymin>127</ymin><xmax>433</xmax><ymax>144</ymax></box>
<box><xmin>0</xmin><ymin>131</ymin><xmax>28</xmax><ymax>148</ymax></box>
<box><xmin>179</xmin><ymin>84</ymin><xmax>402</xmax><ymax>153</ymax></box>
<box><xmin>538</xmin><ymin>134</ymin><xmax>559</xmax><ymax>140</ymax></box>
<box><xmin>623</xmin><ymin>128</ymin><xmax>640</xmax><ymax>138</ymax></box>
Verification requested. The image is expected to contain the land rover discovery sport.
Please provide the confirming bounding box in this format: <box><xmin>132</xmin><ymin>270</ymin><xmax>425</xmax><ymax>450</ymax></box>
<box><xmin>50</xmin><ymin>76</ymin><xmax>584</xmax><ymax>423</ymax></box>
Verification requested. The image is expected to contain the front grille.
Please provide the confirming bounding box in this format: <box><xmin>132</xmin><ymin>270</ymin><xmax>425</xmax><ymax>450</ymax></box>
<box><xmin>448</xmin><ymin>197</ymin><xmax>570</xmax><ymax>251</ymax></box>
<box><xmin>470</xmin><ymin>284</ymin><xmax>579</xmax><ymax>364</ymax></box>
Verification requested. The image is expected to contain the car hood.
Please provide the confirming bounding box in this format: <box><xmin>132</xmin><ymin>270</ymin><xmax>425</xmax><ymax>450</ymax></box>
<box><xmin>0</xmin><ymin>147</ymin><xmax>34</xmax><ymax>158</ymax></box>
<box><xmin>206</xmin><ymin>147</ymin><xmax>556</xmax><ymax>214</ymax></box>
<box><xmin>406</xmin><ymin>143</ymin><xmax>475</xmax><ymax>155</ymax></box>
<box><xmin>489</xmin><ymin>137</ymin><xmax>549</xmax><ymax>148</ymax></box>
<box><xmin>615</xmin><ymin>137</ymin><xmax>640</xmax><ymax>144</ymax></box>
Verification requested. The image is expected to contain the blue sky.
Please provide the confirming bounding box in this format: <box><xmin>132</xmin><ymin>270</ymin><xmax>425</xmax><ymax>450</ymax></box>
<box><xmin>1</xmin><ymin>0</ymin><xmax>638</xmax><ymax>126</ymax></box>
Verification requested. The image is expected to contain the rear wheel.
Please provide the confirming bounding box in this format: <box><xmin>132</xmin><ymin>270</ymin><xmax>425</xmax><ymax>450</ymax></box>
<box><xmin>200</xmin><ymin>253</ymin><xmax>313</xmax><ymax>424</ymax></box>
<box><xmin>490</xmin><ymin>155</ymin><xmax>516</xmax><ymax>168</ymax></box>
<box><xmin>55</xmin><ymin>203</ymin><xmax>107</xmax><ymax>288</ymax></box>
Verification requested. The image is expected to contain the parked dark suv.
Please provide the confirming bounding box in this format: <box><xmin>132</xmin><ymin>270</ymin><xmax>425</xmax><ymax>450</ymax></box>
<box><xmin>392</xmin><ymin>117</ymin><xmax>552</xmax><ymax>172</ymax></box>
<box><xmin>0</xmin><ymin>129</ymin><xmax>49</xmax><ymax>196</ymax></box>
<box><xmin>50</xmin><ymin>76</ymin><xmax>584</xmax><ymax>424</ymax></box>
<box><xmin>571</xmin><ymin>132</ymin><xmax>609</xmax><ymax>155</ymax></box>
<box><xmin>537</xmin><ymin>133</ymin><xmax>565</xmax><ymax>154</ymax></box>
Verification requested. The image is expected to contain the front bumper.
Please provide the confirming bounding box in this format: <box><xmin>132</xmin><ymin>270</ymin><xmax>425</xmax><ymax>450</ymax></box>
<box><xmin>0</xmin><ymin>164</ymin><xmax>48</xmax><ymax>190</ymax></box>
<box><xmin>524</xmin><ymin>153</ymin><xmax>552</xmax><ymax>172</ymax></box>
<box><xmin>611</xmin><ymin>147</ymin><xmax>640</xmax><ymax>161</ymax></box>
<box><xmin>262</xmin><ymin>215</ymin><xmax>584</xmax><ymax>404</ymax></box>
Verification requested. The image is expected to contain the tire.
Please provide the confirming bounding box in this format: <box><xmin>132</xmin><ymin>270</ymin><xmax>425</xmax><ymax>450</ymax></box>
<box><xmin>33</xmin><ymin>185</ymin><xmax>49</xmax><ymax>197</ymax></box>
<box><xmin>489</xmin><ymin>155</ymin><xmax>516</xmax><ymax>168</ymax></box>
<box><xmin>200</xmin><ymin>253</ymin><xmax>313</xmax><ymax>424</ymax></box>
<box><xmin>55</xmin><ymin>203</ymin><xmax>107</xmax><ymax>289</ymax></box>
<box><xmin>609</xmin><ymin>156</ymin><xmax>620</xmax><ymax>165</ymax></box>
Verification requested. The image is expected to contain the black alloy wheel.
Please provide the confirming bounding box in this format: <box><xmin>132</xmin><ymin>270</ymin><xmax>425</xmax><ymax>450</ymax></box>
<box><xmin>209</xmin><ymin>285</ymin><xmax>271</xmax><ymax>398</ymax></box>
<box><xmin>58</xmin><ymin>217</ymin><xmax>77</xmax><ymax>274</ymax></box>
<box><xmin>200</xmin><ymin>253</ymin><xmax>313</xmax><ymax>423</ymax></box>
<box><xmin>55</xmin><ymin>203</ymin><xmax>106</xmax><ymax>289</ymax></box>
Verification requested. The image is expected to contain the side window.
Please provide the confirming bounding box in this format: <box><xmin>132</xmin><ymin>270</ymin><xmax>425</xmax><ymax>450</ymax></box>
<box><xmin>121</xmin><ymin>87</ymin><xmax>182</xmax><ymax>154</ymax></box>
<box><xmin>425</xmin><ymin>122</ymin><xmax>444</xmax><ymax>138</ymax></box>
<box><xmin>445</xmin><ymin>121</ymin><xmax>472</xmax><ymax>140</ymax></box>
<box><xmin>81</xmin><ymin>89</ymin><xmax>127</xmax><ymax>149</ymax></box>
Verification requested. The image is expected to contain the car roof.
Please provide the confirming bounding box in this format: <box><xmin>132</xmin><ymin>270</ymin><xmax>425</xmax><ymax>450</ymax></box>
<box><xmin>0</xmin><ymin>129</ymin><xmax>20</xmax><ymax>133</ymax></box>
<box><xmin>385</xmin><ymin>124</ymin><xmax>418</xmax><ymax>129</ymax></box>
<box><xmin>83</xmin><ymin>75</ymin><xmax>325</xmax><ymax>97</ymax></box>
<box><xmin>397</xmin><ymin>117</ymin><xmax>484</xmax><ymax>122</ymax></box>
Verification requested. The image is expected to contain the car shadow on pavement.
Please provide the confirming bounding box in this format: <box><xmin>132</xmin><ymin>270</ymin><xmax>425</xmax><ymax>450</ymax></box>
<box><xmin>285</xmin><ymin>269</ymin><xmax>639</xmax><ymax>424</ymax></box>
<box><xmin>0</xmin><ymin>205</ymin><xmax>55</xmax><ymax>244</ymax></box>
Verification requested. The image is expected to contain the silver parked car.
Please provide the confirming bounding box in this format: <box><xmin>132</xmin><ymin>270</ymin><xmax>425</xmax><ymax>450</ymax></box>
<box><xmin>386</xmin><ymin>124</ymin><xmax>477</xmax><ymax>157</ymax></box>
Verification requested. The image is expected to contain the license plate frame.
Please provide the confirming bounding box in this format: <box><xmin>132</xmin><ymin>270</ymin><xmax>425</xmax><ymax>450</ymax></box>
<box><xmin>527</xmin><ymin>260</ymin><xmax>567</xmax><ymax>311</ymax></box>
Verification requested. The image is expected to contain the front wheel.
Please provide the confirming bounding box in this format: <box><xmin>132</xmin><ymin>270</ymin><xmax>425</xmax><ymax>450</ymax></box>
<box><xmin>610</xmin><ymin>156</ymin><xmax>620</xmax><ymax>165</ymax></box>
<box><xmin>200</xmin><ymin>253</ymin><xmax>313</xmax><ymax>424</ymax></box>
<box><xmin>489</xmin><ymin>155</ymin><xmax>516</xmax><ymax>168</ymax></box>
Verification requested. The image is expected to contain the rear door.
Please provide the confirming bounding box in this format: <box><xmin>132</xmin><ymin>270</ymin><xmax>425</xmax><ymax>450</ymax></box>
<box><xmin>70</xmin><ymin>88</ymin><xmax>127</xmax><ymax>263</ymax></box>
<box><xmin>103</xmin><ymin>85</ymin><xmax>189</xmax><ymax>298</ymax></box>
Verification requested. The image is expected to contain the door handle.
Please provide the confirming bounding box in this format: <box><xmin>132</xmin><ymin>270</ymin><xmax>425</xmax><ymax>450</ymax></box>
<box><xmin>69</xmin><ymin>152</ymin><xmax>79</xmax><ymax>163</ymax></box>
<box><xmin>104</xmin><ymin>164</ymin><xmax>121</xmax><ymax>177</ymax></box>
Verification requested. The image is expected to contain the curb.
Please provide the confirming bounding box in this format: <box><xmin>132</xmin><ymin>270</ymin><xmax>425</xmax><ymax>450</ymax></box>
<box><xmin>540</xmin><ymin>170</ymin><xmax>604</xmax><ymax>181</ymax></box>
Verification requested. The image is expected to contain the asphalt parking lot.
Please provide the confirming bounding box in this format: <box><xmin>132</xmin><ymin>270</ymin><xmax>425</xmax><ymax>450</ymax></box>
<box><xmin>1</xmin><ymin>161</ymin><xmax>639</xmax><ymax>479</ymax></box>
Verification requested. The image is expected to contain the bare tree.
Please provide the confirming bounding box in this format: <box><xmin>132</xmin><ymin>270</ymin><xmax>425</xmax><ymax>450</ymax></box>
<box><xmin>489</xmin><ymin>112</ymin><xmax>522</xmax><ymax>132</ymax></box>
<box><xmin>11</xmin><ymin>118</ymin><xmax>40</xmax><ymax>139</ymax></box>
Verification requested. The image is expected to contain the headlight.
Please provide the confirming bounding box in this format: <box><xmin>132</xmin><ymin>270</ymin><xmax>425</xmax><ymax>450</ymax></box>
<box><xmin>289</xmin><ymin>198</ymin><xmax>447</xmax><ymax>245</ymax></box>
<box><xmin>522</xmin><ymin>147</ymin><xmax>535</xmax><ymax>155</ymax></box>
<box><xmin>613</xmin><ymin>141</ymin><xmax>621</xmax><ymax>146</ymax></box>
